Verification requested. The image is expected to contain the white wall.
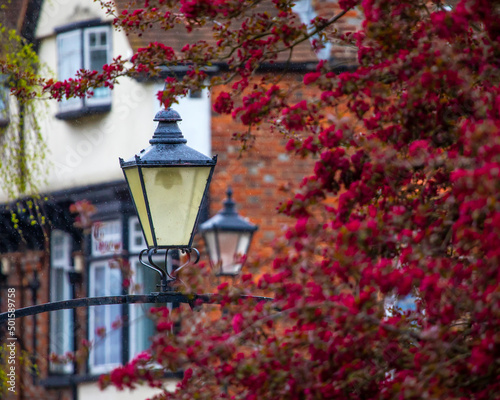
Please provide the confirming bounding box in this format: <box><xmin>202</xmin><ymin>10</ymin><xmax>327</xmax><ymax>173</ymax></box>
<box><xmin>29</xmin><ymin>0</ymin><xmax>211</xmax><ymax>196</ymax></box>
<box><xmin>34</xmin><ymin>0</ymin><xmax>156</xmax><ymax>193</ymax></box>
<box><xmin>36</xmin><ymin>0</ymin><xmax>114</xmax><ymax>39</ymax></box>
<box><xmin>153</xmin><ymin>82</ymin><xmax>212</xmax><ymax>157</ymax></box>
<box><xmin>78</xmin><ymin>379</ymin><xmax>178</xmax><ymax>400</ymax></box>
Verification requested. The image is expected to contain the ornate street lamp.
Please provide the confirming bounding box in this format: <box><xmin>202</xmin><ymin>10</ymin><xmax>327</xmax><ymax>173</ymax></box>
<box><xmin>199</xmin><ymin>188</ymin><xmax>258</xmax><ymax>276</ymax></box>
<box><xmin>120</xmin><ymin>108</ymin><xmax>217</xmax><ymax>291</ymax></box>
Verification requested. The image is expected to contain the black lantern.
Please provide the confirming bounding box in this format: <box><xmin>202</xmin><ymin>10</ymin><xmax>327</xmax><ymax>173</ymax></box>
<box><xmin>120</xmin><ymin>108</ymin><xmax>217</xmax><ymax>291</ymax></box>
<box><xmin>120</xmin><ymin>108</ymin><xmax>217</xmax><ymax>250</ymax></box>
<box><xmin>199</xmin><ymin>188</ymin><xmax>258</xmax><ymax>276</ymax></box>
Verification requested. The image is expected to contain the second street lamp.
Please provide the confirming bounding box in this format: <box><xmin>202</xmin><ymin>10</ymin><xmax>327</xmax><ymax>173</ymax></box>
<box><xmin>120</xmin><ymin>108</ymin><xmax>217</xmax><ymax>291</ymax></box>
<box><xmin>199</xmin><ymin>187</ymin><xmax>258</xmax><ymax>276</ymax></box>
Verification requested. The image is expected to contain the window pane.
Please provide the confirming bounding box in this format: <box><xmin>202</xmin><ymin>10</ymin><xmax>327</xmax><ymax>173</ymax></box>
<box><xmin>52</xmin><ymin>311</ymin><xmax>72</xmax><ymax>353</ymax></box>
<box><xmin>57</xmin><ymin>26</ymin><xmax>113</xmax><ymax>113</ymax></box>
<box><xmin>135</xmin><ymin>236</ymin><xmax>143</xmax><ymax>247</ymax></box>
<box><xmin>84</xmin><ymin>26</ymin><xmax>112</xmax><ymax>107</ymax></box>
<box><xmin>129</xmin><ymin>217</ymin><xmax>147</xmax><ymax>253</ymax></box>
<box><xmin>108</xmin><ymin>305</ymin><xmax>122</xmax><ymax>363</ymax></box>
<box><xmin>137</xmin><ymin>259</ymin><xmax>161</xmax><ymax>293</ymax></box>
<box><xmin>93</xmin><ymin>305</ymin><xmax>106</xmax><ymax>366</ymax></box>
<box><xmin>189</xmin><ymin>89</ymin><xmax>202</xmax><ymax>99</ymax></box>
<box><xmin>91</xmin><ymin>220</ymin><xmax>122</xmax><ymax>256</ymax></box>
<box><xmin>94</xmin><ymin>266</ymin><xmax>105</xmax><ymax>297</ymax></box>
<box><xmin>93</xmin><ymin>86</ymin><xmax>110</xmax><ymax>99</ymax></box>
<box><xmin>50</xmin><ymin>308</ymin><xmax>74</xmax><ymax>373</ymax></box>
<box><xmin>132</xmin><ymin>304</ymin><xmax>155</xmax><ymax>355</ymax></box>
<box><xmin>53</xmin><ymin>234</ymin><xmax>63</xmax><ymax>246</ymax></box>
<box><xmin>51</xmin><ymin>230</ymin><xmax>71</xmax><ymax>267</ymax></box>
<box><xmin>50</xmin><ymin>230</ymin><xmax>74</xmax><ymax>373</ymax></box>
<box><xmin>109</xmin><ymin>266</ymin><xmax>122</xmax><ymax>295</ymax></box>
<box><xmin>89</xmin><ymin>261</ymin><xmax>123</xmax><ymax>372</ymax></box>
<box><xmin>57</xmin><ymin>30</ymin><xmax>82</xmax><ymax>80</ymax></box>
<box><xmin>90</xmin><ymin>49</ymin><xmax>107</xmax><ymax>71</ymax></box>
<box><xmin>130</xmin><ymin>260</ymin><xmax>161</xmax><ymax>355</ymax></box>
<box><xmin>55</xmin><ymin>269</ymin><xmax>65</xmax><ymax>300</ymax></box>
<box><xmin>57</xmin><ymin>30</ymin><xmax>83</xmax><ymax>112</ymax></box>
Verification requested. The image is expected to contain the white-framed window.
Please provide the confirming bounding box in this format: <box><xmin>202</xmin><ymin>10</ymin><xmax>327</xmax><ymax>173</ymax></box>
<box><xmin>49</xmin><ymin>230</ymin><xmax>74</xmax><ymax>374</ymax></box>
<box><xmin>129</xmin><ymin>217</ymin><xmax>146</xmax><ymax>254</ymax></box>
<box><xmin>128</xmin><ymin>217</ymin><xmax>169</xmax><ymax>356</ymax></box>
<box><xmin>88</xmin><ymin>260</ymin><xmax>123</xmax><ymax>374</ymax></box>
<box><xmin>91</xmin><ymin>219</ymin><xmax>122</xmax><ymax>257</ymax></box>
<box><xmin>129</xmin><ymin>258</ymin><xmax>164</xmax><ymax>356</ymax></box>
<box><xmin>88</xmin><ymin>219</ymin><xmax>123</xmax><ymax>374</ymax></box>
<box><xmin>84</xmin><ymin>26</ymin><xmax>112</xmax><ymax>106</ymax></box>
<box><xmin>56</xmin><ymin>24</ymin><xmax>112</xmax><ymax>118</ymax></box>
<box><xmin>86</xmin><ymin>216</ymin><xmax>174</xmax><ymax>371</ymax></box>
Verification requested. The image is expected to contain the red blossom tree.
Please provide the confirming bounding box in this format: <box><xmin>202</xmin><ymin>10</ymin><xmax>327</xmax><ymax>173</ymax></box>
<box><xmin>5</xmin><ymin>0</ymin><xmax>500</xmax><ymax>398</ymax></box>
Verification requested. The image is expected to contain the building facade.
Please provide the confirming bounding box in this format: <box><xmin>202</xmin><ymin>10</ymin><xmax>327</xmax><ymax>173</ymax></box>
<box><xmin>0</xmin><ymin>1</ymin><xmax>358</xmax><ymax>399</ymax></box>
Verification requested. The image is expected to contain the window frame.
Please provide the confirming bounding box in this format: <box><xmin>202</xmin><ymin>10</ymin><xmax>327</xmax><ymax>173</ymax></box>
<box><xmin>88</xmin><ymin>258</ymin><xmax>123</xmax><ymax>375</ymax></box>
<box><xmin>128</xmin><ymin>257</ymin><xmax>165</xmax><ymax>357</ymax></box>
<box><xmin>49</xmin><ymin>230</ymin><xmax>74</xmax><ymax>374</ymax></box>
<box><xmin>87</xmin><ymin>218</ymin><xmax>124</xmax><ymax>374</ymax></box>
<box><xmin>55</xmin><ymin>20</ymin><xmax>112</xmax><ymax>120</ymax></box>
<box><xmin>91</xmin><ymin>219</ymin><xmax>122</xmax><ymax>257</ymax></box>
<box><xmin>128</xmin><ymin>217</ymin><xmax>164</xmax><ymax>357</ymax></box>
<box><xmin>86</xmin><ymin>216</ymin><xmax>164</xmax><ymax>372</ymax></box>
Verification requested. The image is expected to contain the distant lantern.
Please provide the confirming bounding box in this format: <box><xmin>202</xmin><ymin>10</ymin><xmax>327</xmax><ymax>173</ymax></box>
<box><xmin>120</xmin><ymin>108</ymin><xmax>217</xmax><ymax>250</ymax></box>
<box><xmin>199</xmin><ymin>188</ymin><xmax>258</xmax><ymax>276</ymax></box>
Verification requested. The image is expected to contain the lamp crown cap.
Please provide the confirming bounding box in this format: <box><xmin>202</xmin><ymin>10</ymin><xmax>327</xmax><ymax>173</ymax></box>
<box><xmin>153</xmin><ymin>108</ymin><xmax>182</xmax><ymax>122</ymax></box>
<box><xmin>150</xmin><ymin>108</ymin><xmax>186</xmax><ymax>145</ymax></box>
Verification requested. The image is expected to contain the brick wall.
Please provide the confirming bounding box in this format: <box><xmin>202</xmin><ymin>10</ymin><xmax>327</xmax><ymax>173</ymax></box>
<box><xmin>208</xmin><ymin>74</ymin><xmax>318</xmax><ymax>263</ymax></box>
<box><xmin>1</xmin><ymin>251</ymin><xmax>74</xmax><ymax>400</ymax></box>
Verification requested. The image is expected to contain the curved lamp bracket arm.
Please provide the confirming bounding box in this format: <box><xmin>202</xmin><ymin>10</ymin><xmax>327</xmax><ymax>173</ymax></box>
<box><xmin>139</xmin><ymin>247</ymin><xmax>200</xmax><ymax>292</ymax></box>
<box><xmin>172</xmin><ymin>248</ymin><xmax>200</xmax><ymax>275</ymax></box>
<box><xmin>139</xmin><ymin>249</ymin><xmax>168</xmax><ymax>282</ymax></box>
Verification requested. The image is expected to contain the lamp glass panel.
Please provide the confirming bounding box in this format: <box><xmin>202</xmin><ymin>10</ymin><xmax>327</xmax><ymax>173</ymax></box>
<box><xmin>236</xmin><ymin>232</ymin><xmax>252</xmax><ymax>258</ymax></box>
<box><xmin>141</xmin><ymin>166</ymin><xmax>211</xmax><ymax>247</ymax></box>
<box><xmin>218</xmin><ymin>231</ymin><xmax>240</xmax><ymax>274</ymax></box>
<box><xmin>218</xmin><ymin>231</ymin><xmax>250</xmax><ymax>275</ymax></box>
<box><xmin>203</xmin><ymin>231</ymin><xmax>218</xmax><ymax>266</ymax></box>
<box><xmin>124</xmin><ymin>167</ymin><xmax>154</xmax><ymax>247</ymax></box>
